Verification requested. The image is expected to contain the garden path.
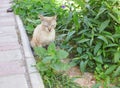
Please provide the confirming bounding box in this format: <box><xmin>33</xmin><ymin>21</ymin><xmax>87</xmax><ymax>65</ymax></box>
<box><xmin>0</xmin><ymin>0</ymin><xmax>44</xmax><ymax>88</ymax></box>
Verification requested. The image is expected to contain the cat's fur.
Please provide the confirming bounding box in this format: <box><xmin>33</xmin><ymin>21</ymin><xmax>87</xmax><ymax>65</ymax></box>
<box><xmin>31</xmin><ymin>15</ymin><xmax>57</xmax><ymax>47</ymax></box>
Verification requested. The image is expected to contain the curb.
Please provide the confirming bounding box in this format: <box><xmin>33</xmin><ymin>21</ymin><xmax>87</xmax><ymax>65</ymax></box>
<box><xmin>15</xmin><ymin>15</ymin><xmax>44</xmax><ymax>88</ymax></box>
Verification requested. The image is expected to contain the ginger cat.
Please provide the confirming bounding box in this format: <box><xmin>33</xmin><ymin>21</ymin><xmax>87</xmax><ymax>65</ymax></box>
<box><xmin>31</xmin><ymin>15</ymin><xmax>57</xmax><ymax>47</ymax></box>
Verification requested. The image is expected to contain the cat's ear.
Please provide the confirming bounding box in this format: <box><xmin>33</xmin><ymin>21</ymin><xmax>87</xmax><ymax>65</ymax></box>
<box><xmin>39</xmin><ymin>15</ymin><xmax>44</xmax><ymax>21</ymax></box>
<box><xmin>53</xmin><ymin>15</ymin><xmax>57</xmax><ymax>20</ymax></box>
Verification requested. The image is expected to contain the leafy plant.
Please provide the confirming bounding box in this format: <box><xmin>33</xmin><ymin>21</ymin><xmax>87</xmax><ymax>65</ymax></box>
<box><xmin>34</xmin><ymin>42</ymin><xmax>80</xmax><ymax>88</ymax></box>
<box><xmin>34</xmin><ymin>42</ymin><xmax>71</xmax><ymax>72</ymax></box>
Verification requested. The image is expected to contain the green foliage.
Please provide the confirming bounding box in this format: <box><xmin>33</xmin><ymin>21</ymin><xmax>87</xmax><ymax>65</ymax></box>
<box><xmin>80</xmin><ymin>60</ymin><xmax>88</xmax><ymax>73</ymax></box>
<box><xmin>43</xmin><ymin>73</ymin><xmax>81</xmax><ymax>88</ymax></box>
<box><xmin>34</xmin><ymin>42</ymin><xmax>71</xmax><ymax>72</ymax></box>
<box><xmin>34</xmin><ymin>42</ymin><xmax>80</xmax><ymax>88</ymax></box>
<box><xmin>92</xmin><ymin>83</ymin><xmax>101</xmax><ymax>88</ymax></box>
<box><xmin>13</xmin><ymin>0</ymin><xmax>120</xmax><ymax>87</ymax></box>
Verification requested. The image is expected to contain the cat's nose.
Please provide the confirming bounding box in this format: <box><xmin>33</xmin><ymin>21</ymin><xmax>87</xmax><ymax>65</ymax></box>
<box><xmin>48</xmin><ymin>28</ymin><xmax>51</xmax><ymax>32</ymax></box>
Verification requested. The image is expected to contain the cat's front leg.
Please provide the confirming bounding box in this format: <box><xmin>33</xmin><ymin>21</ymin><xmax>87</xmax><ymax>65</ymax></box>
<box><xmin>30</xmin><ymin>40</ymin><xmax>35</xmax><ymax>48</ymax></box>
<box><xmin>38</xmin><ymin>44</ymin><xmax>42</xmax><ymax>47</ymax></box>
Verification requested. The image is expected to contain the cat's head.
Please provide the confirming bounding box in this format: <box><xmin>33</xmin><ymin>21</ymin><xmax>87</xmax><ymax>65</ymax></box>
<box><xmin>39</xmin><ymin>15</ymin><xmax>57</xmax><ymax>32</ymax></box>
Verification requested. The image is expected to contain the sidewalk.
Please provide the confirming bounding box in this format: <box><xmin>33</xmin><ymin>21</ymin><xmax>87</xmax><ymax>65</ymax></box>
<box><xmin>0</xmin><ymin>0</ymin><xmax>44</xmax><ymax>88</ymax></box>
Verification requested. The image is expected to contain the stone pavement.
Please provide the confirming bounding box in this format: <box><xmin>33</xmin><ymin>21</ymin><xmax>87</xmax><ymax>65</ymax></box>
<box><xmin>0</xmin><ymin>0</ymin><xmax>44</xmax><ymax>88</ymax></box>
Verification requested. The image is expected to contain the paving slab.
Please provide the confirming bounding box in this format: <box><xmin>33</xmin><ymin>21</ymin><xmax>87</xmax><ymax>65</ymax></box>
<box><xmin>0</xmin><ymin>34</ymin><xmax>18</xmax><ymax>43</ymax></box>
<box><xmin>0</xmin><ymin>31</ymin><xmax>17</xmax><ymax>37</ymax></box>
<box><xmin>0</xmin><ymin>7</ymin><xmax>14</xmax><ymax>17</ymax></box>
<box><xmin>0</xmin><ymin>8</ymin><xmax>9</xmax><ymax>13</ymax></box>
<box><xmin>0</xmin><ymin>0</ymin><xmax>12</xmax><ymax>4</ymax></box>
<box><xmin>0</xmin><ymin>16</ymin><xmax>16</xmax><ymax>26</ymax></box>
<box><xmin>0</xmin><ymin>4</ymin><xmax>11</xmax><ymax>8</ymax></box>
<box><xmin>0</xmin><ymin>49</ymin><xmax>23</xmax><ymax>62</ymax></box>
<box><xmin>0</xmin><ymin>26</ymin><xmax>16</xmax><ymax>32</ymax></box>
<box><xmin>0</xmin><ymin>74</ymin><xmax>28</xmax><ymax>88</ymax></box>
<box><xmin>0</xmin><ymin>12</ymin><xmax>13</xmax><ymax>17</ymax></box>
<box><xmin>0</xmin><ymin>42</ymin><xmax>20</xmax><ymax>51</ymax></box>
<box><xmin>0</xmin><ymin>26</ymin><xmax>17</xmax><ymax>36</ymax></box>
<box><xmin>0</xmin><ymin>60</ymin><xmax>25</xmax><ymax>76</ymax></box>
<box><xmin>0</xmin><ymin>26</ymin><xmax>18</xmax><ymax>37</ymax></box>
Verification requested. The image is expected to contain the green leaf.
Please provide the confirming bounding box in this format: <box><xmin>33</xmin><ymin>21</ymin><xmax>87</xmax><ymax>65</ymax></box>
<box><xmin>73</xmin><ymin>13</ymin><xmax>79</xmax><ymax>30</ymax></box>
<box><xmin>92</xmin><ymin>83</ymin><xmax>101</xmax><ymax>88</ymax></box>
<box><xmin>56</xmin><ymin>50</ymin><xmax>69</xmax><ymax>59</ymax></box>
<box><xmin>77</xmin><ymin>39</ymin><xmax>90</xmax><ymax>44</ymax></box>
<box><xmin>26</xmin><ymin>25</ymin><xmax>34</xmax><ymax>34</ymax></box>
<box><xmin>98</xmin><ymin>20</ymin><xmax>110</xmax><ymax>33</ymax></box>
<box><xmin>48</xmin><ymin>42</ymin><xmax>56</xmax><ymax>54</ymax></box>
<box><xmin>97</xmin><ymin>35</ymin><xmax>108</xmax><ymax>44</ymax></box>
<box><xmin>114</xmin><ymin>51</ymin><xmax>120</xmax><ymax>63</ymax></box>
<box><xmin>36</xmin><ymin>62</ymin><xmax>48</xmax><ymax>71</ymax></box>
<box><xmin>80</xmin><ymin>60</ymin><xmax>88</xmax><ymax>73</ymax></box>
<box><xmin>105</xmin><ymin>65</ymin><xmax>117</xmax><ymax>75</ymax></box>
<box><xmin>115</xmin><ymin>26</ymin><xmax>120</xmax><ymax>34</ymax></box>
<box><xmin>90</xmin><ymin>38</ymin><xmax>94</xmax><ymax>46</ymax></box>
<box><xmin>95</xmin><ymin>7</ymin><xmax>106</xmax><ymax>19</ymax></box>
<box><xmin>76</xmin><ymin>0</ymin><xmax>85</xmax><ymax>8</ymax></box>
<box><xmin>90</xmin><ymin>30</ymin><xmax>94</xmax><ymax>46</ymax></box>
<box><xmin>104</xmin><ymin>1</ymin><xmax>111</xmax><ymax>8</ymax></box>
<box><xmin>80</xmin><ymin>54</ymin><xmax>88</xmax><ymax>59</ymax></box>
<box><xmin>105</xmin><ymin>44</ymin><xmax>118</xmax><ymax>48</ymax></box>
<box><xmin>78</xmin><ymin>29</ymin><xmax>89</xmax><ymax>35</ymax></box>
<box><xmin>86</xmin><ymin>52</ymin><xmax>93</xmax><ymax>58</ymax></box>
<box><xmin>69</xmin><ymin>61</ymin><xmax>78</xmax><ymax>67</ymax></box>
<box><xmin>84</xmin><ymin>16</ymin><xmax>93</xmax><ymax>28</ymax></box>
<box><xmin>108</xmin><ymin>12</ymin><xmax>120</xmax><ymax>24</ymax></box>
<box><xmin>42</xmin><ymin>56</ymin><xmax>53</xmax><ymax>63</ymax></box>
<box><xmin>102</xmin><ymin>31</ymin><xmax>112</xmax><ymax>35</ymax></box>
<box><xmin>66</xmin><ymin>31</ymin><xmax>76</xmax><ymax>41</ymax></box>
<box><xmin>51</xmin><ymin>61</ymin><xmax>69</xmax><ymax>71</ymax></box>
<box><xmin>34</xmin><ymin>47</ymin><xmax>47</xmax><ymax>57</ymax></box>
<box><xmin>94</xmin><ymin>42</ymin><xmax>102</xmax><ymax>55</ymax></box>
<box><xmin>93</xmin><ymin>56</ymin><xmax>103</xmax><ymax>64</ymax></box>
<box><xmin>112</xmin><ymin>34</ymin><xmax>120</xmax><ymax>38</ymax></box>
<box><xmin>77</xmin><ymin>47</ymin><xmax>82</xmax><ymax>54</ymax></box>
<box><xmin>113</xmin><ymin>66</ymin><xmax>120</xmax><ymax>77</ymax></box>
<box><xmin>26</xmin><ymin>18</ymin><xmax>39</xmax><ymax>24</ymax></box>
<box><xmin>105</xmin><ymin>35</ymin><xmax>114</xmax><ymax>42</ymax></box>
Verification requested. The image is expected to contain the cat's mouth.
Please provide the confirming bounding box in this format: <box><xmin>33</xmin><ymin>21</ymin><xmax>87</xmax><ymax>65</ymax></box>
<box><xmin>48</xmin><ymin>28</ymin><xmax>51</xmax><ymax>32</ymax></box>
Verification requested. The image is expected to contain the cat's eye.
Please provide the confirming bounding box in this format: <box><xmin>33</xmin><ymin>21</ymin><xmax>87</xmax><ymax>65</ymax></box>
<box><xmin>51</xmin><ymin>25</ymin><xmax>55</xmax><ymax>27</ymax></box>
<box><xmin>43</xmin><ymin>24</ymin><xmax>48</xmax><ymax>27</ymax></box>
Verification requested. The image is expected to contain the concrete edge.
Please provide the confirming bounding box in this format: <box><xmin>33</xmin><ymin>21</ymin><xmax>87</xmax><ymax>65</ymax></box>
<box><xmin>15</xmin><ymin>15</ymin><xmax>44</xmax><ymax>88</ymax></box>
<box><xmin>15</xmin><ymin>15</ymin><xmax>33</xmax><ymax>58</ymax></box>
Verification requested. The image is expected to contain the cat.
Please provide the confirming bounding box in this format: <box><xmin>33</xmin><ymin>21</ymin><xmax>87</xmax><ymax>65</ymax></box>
<box><xmin>31</xmin><ymin>15</ymin><xmax>57</xmax><ymax>47</ymax></box>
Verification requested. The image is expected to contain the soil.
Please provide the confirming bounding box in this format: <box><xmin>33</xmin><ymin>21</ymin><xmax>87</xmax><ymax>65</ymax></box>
<box><xmin>66</xmin><ymin>66</ymin><xmax>96</xmax><ymax>88</ymax></box>
<box><xmin>61</xmin><ymin>59</ymin><xmax>97</xmax><ymax>88</ymax></box>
